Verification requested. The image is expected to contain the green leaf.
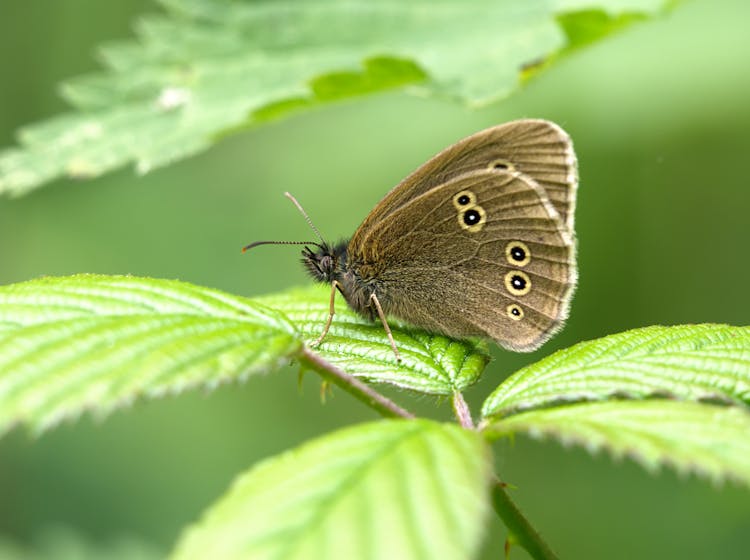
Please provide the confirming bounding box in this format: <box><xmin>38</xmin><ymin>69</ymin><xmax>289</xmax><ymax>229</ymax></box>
<box><xmin>556</xmin><ymin>9</ymin><xmax>648</xmax><ymax>51</ymax></box>
<box><xmin>482</xmin><ymin>325</ymin><xmax>750</xmax><ymax>420</ymax></box>
<box><xmin>258</xmin><ymin>285</ymin><xmax>490</xmax><ymax>395</ymax></box>
<box><xmin>484</xmin><ymin>400</ymin><xmax>750</xmax><ymax>488</ymax></box>
<box><xmin>171</xmin><ymin>419</ymin><xmax>492</xmax><ymax>560</ymax></box>
<box><xmin>0</xmin><ymin>274</ymin><xmax>299</xmax><ymax>436</ymax></box>
<box><xmin>0</xmin><ymin>0</ymin><xmax>670</xmax><ymax>196</ymax></box>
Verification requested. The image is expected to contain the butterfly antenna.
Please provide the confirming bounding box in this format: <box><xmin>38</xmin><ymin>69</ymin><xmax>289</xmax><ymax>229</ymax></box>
<box><xmin>284</xmin><ymin>192</ymin><xmax>325</xmax><ymax>245</ymax></box>
<box><xmin>242</xmin><ymin>239</ymin><xmax>322</xmax><ymax>253</ymax></box>
<box><xmin>242</xmin><ymin>193</ymin><xmax>328</xmax><ymax>253</ymax></box>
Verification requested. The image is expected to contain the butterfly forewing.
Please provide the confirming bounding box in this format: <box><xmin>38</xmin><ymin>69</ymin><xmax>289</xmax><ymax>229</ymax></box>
<box><xmin>348</xmin><ymin>169</ymin><xmax>575</xmax><ymax>351</ymax></box>
<box><xmin>355</xmin><ymin>119</ymin><xmax>577</xmax><ymax>238</ymax></box>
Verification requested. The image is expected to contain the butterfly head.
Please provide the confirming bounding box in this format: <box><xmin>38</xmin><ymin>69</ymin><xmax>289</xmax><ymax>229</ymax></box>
<box><xmin>302</xmin><ymin>241</ymin><xmax>348</xmax><ymax>283</ymax></box>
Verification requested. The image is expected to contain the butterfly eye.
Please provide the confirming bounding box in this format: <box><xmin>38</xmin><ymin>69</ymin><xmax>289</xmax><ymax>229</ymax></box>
<box><xmin>452</xmin><ymin>190</ymin><xmax>476</xmax><ymax>209</ymax></box>
<box><xmin>505</xmin><ymin>241</ymin><xmax>531</xmax><ymax>267</ymax></box>
<box><xmin>458</xmin><ymin>205</ymin><xmax>486</xmax><ymax>233</ymax></box>
<box><xmin>506</xmin><ymin>304</ymin><xmax>524</xmax><ymax>321</ymax></box>
<box><xmin>504</xmin><ymin>270</ymin><xmax>531</xmax><ymax>296</ymax></box>
<box><xmin>488</xmin><ymin>159</ymin><xmax>515</xmax><ymax>171</ymax></box>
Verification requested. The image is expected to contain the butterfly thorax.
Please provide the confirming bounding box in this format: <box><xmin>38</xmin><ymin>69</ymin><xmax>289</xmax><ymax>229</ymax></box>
<box><xmin>302</xmin><ymin>241</ymin><xmax>380</xmax><ymax>319</ymax></box>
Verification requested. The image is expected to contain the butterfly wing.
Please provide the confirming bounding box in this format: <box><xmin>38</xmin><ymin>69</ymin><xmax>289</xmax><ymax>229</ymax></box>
<box><xmin>355</xmin><ymin>119</ymin><xmax>578</xmax><ymax>238</ymax></box>
<box><xmin>347</xmin><ymin>169</ymin><xmax>575</xmax><ymax>351</ymax></box>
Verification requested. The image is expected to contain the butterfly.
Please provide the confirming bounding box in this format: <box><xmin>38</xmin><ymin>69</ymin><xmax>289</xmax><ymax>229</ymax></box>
<box><xmin>246</xmin><ymin>119</ymin><xmax>577</xmax><ymax>360</ymax></box>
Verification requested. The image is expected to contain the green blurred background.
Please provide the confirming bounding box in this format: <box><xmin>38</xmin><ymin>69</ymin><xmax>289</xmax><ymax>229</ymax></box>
<box><xmin>1</xmin><ymin>0</ymin><xmax>749</xmax><ymax>558</ymax></box>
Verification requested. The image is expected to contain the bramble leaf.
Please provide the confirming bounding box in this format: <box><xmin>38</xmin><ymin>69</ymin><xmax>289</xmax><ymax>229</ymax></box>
<box><xmin>0</xmin><ymin>0</ymin><xmax>670</xmax><ymax>196</ymax></box>
<box><xmin>171</xmin><ymin>419</ymin><xmax>492</xmax><ymax>560</ymax></box>
<box><xmin>484</xmin><ymin>400</ymin><xmax>750</xmax><ymax>488</ymax></box>
<box><xmin>482</xmin><ymin>324</ymin><xmax>750</xmax><ymax>419</ymax></box>
<box><xmin>259</xmin><ymin>285</ymin><xmax>490</xmax><ymax>395</ymax></box>
<box><xmin>0</xmin><ymin>274</ymin><xmax>299</xmax><ymax>435</ymax></box>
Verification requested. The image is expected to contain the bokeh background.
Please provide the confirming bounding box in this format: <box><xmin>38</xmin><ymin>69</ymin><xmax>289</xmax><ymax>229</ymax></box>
<box><xmin>1</xmin><ymin>0</ymin><xmax>749</xmax><ymax>558</ymax></box>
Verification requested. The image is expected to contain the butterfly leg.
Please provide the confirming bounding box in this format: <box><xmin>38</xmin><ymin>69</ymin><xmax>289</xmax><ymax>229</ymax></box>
<box><xmin>312</xmin><ymin>280</ymin><xmax>339</xmax><ymax>347</ymax></box>
<box><xmin>369</xmin><ymin>293</ymin><xmax>401</xmax><ymax>362</ymax></box>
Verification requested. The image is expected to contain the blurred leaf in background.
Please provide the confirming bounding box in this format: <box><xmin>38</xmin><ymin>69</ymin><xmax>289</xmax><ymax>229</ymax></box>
<box><xmin>0</xmin><ymin>0</ymin><xmax>667</xmax><ymax>197</ymax></box>
<box><xmin>0</xmin><ymin>0</ymin><xmax>749</xmax><ymax>559</ymax></box>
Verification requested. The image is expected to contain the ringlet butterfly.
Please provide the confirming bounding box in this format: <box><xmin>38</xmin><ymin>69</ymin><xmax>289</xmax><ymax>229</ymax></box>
<box><xmin>245</xmin><ymin>119</ymin><xmax>577</xmax><ymax>360</ymax></box>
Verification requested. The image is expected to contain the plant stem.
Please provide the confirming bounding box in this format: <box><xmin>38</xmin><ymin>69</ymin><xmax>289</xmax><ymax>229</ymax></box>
<box><xmin>452</xmin><ymin>391</ymin><xmax>474</xmax><ymax>429</ymax></box>
<box><xmin>300</xmin><ymin>346</ymin><xmax>415</xmax><ymax>419</ymax></box>
<box><xmin>491</xmin><ymin>479</ymin><xmax>559</xmax><ymax>560</ymax></box>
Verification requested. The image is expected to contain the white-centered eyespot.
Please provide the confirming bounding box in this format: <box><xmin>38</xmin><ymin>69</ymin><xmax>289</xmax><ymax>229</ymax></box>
<box><xmin>452</xmin><ymin>190</ymin><xmax>477</xmax><ymax>210</ymax></box>
<box><xmin>507</xmin><ymin>303</ymin><xmax>524</xmax><ymax>321</ymax></box>
<box><xmin>505</xmin><ymin>240</ymin><xmax>531</xmax><ymax>267</ymax></box>
<box><xmin>458</xmin><ymin>204</ymin><xmax>486</xmax><ymax>233</ymax></box>
<box><xmin>504</xmin><ymin>270</ymin><xmax>531</xmax><ymax>296</ymax></box>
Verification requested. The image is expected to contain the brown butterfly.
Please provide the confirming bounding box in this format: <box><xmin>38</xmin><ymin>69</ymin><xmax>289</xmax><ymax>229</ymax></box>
<box><xmin>246</xmin><ymin>119</ymin><xmax>577</xmax><ymax>360</ymax></box>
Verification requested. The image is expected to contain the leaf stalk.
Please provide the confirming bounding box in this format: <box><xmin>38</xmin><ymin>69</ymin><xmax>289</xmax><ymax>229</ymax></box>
<box><xmin>299</xmin><ymin>346</ymin><xmax>415</xmax><ymax>419</ymax></box>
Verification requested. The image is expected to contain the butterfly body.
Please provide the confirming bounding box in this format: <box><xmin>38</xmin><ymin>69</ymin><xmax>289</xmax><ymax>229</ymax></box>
<box><xmin>299</xmin><ymin>119</ymin><xmax>578</xmax><ymax>352</ymax></box>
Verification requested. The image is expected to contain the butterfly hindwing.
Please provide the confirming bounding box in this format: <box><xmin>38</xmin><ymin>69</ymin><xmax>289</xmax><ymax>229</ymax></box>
<box><xmin>347</xmin><ymin>169</ymin><xmax>576</xmax><ymax>351</ymax></box>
